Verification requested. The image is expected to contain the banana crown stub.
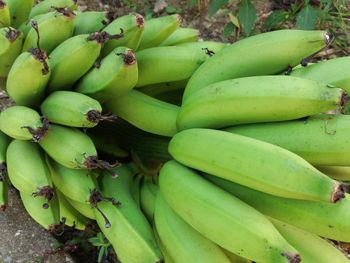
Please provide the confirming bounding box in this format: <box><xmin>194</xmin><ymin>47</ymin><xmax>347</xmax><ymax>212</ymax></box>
<box><xmin>116</xmin><ymin>50</ymin><xmax>136</xmax><ymax>65</ymax></box>
<box><xmin>0</xmin><ymin>1</ymin><xmax>5</xmax><ymax>8</ymax></box>
<box><xmin>103</xmin><ymin>11</ymin><xmax>118</xmax><ymax>26</ymax></box>
<box><xmin>83</xmin><ymin>155</ymin><xmax>120</xmax><ymax>178</ymax></box>
<box><xmin>87</xmin><ymin>30</ymin><xmax>124</xmax><ymax>45</ymax></box>
<box><xmin>135</xmin><ymin>14</ymin><xmax>145</xmax><ymax>28</ymax></box>
<box><xmin>5</xmin><ymin>28</ymin><xmax>21</xmax><ymax>42</ymax></box>
<box><xmin>51</xmin><ymin>6</ymin><xmax>76</xmax><ymax>18</ymax></box>
<box><xmin>22</xmin><ymin>116</ymin><xmax>50</xmax><ymax>142</ymax></box>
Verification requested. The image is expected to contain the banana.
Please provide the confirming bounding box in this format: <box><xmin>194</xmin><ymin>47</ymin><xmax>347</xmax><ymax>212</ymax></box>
<box><xmin>101</xmin><ymin>13</ymin><xmax>144</xmax><ymax>56</ymax></box>
<box><xmin>0</xmin><ymin>131</ymin><xmax>9</xmax><ymax>211</ymax></box>
<box><xmin>22</xmin><ymin>8</ymin><xmax>75</xmax><ymax>54</ymax></box>
<box><xmin>74</xmin><ymin>11</ymin><xmax>112</xmax><ymax>35</ymax></box>
<box><xmin>0</xmin><ymin>106</ymin><xmax>49</xmax><ymax>141</ymax></box>
<box><xmin>56</xmin><ymin>189</ymin><xmax>90</xmax><ymax>230</ymax></box>
<box><xmin>159</xmin><ymin>161</ymin><xmax>300</xmax><ymax>263</ymax></box>
<box><xmin>75</xmin><ymin>47</ymin><xmax>138</xmax><ymax>102</ymax></box>
<box><xmin>135</xmin><ymin>45</ymin><xmax>211</xmax><ymax>87</ymax></box>
<box><xmin>137</xmin><ymin>79</ymin><xmax>187</xmax><ymax>98</ymax></box>
<box><xmin>18</xmin><ymin>12</ymin><xmax>50</xmax><ymax>37</ymax></box>
<box><xmin>137</xmin><ymin>14</ymin><xmax>181</xmax><ymax>50</ymax></box>
<box><xmin>105</xmin><ymin>89</ymin><xmax>179</xmax><ymax>137</ymax></box>
<box><xmin>207</xmin><ymin>174</ymin><xmax>350</xmax><ymax>242</ymax></box>
<box><xmin>96</xmin><ymin>165</ymin><xmax>163</xmax><ymax>263</ymax></box>
<box><xmin>316</xmin><ymin>165</ymin><xmax>350</xmax><ymax>181</ymax></box>
<box><xmin>221</xmin><ymin>249</ymin><xmax>252</xmax><ymax>263</ymax></box>
<box><xmin>270</xmin><ymin>218</ymin><xmax>349</xmax><ymax>263</ymax></box>
<box><xmin>225</xmin><ymin>114</ymin><xmax>350</xmax><ymax>166</ymax></box>
<box><xmin>40</xmin><ymin>91</ymin><xmax>104</xmax><ymax>128</ymax></box>
<box><xmin>6</xmin><ymin>0</ymin><xmax>34</xmax><ymax>28</ymax></box>
<box><xmin>155</xmin><ymin>191</ymin><xmax>232</xmax><ymax>263</ymax></box>
<box><xmin>0</xmin><ymin>179</ymin><xmax>7</xmax><ymax>211</ymax></box>
<box><xmin>0</xmin><ymin>0</ymin><xmax>11</xmax><ymax>27</ymax></box>
<box><xmin>29</xmin><ymin>0</ymin><xmax>77</xmax><ymax>19</ymax></box>
<box><xmin>140</xmin><ymin>177</ymin><xmax>158</xmax><ymax>223</ymax></box>
<box><xmin>178</xmin><ymin>40</ymin><xmax>228</xmax><ymax>53</ymax></box>
<box><xmin>160</xmin><ymin>27</ymin><xmax>199</xmax><ymax>46</ymax></box>
<box><xmin>65</xmin><ymin>195</ymin><xmax>95</xmax><ymax>220</ymax></box>
<box><xmin>183</xmin><ymin>30</ymin><xmax>331</xmax><ymax>101</ymax></box>
<box><xmin>0</xmin><ymin>27</ymin><xmax>23</xmax><ymax>80</ymax></box>
<box><xmin>153</xmin><ymin>228</ymin><xmax>175</xmax><ymax>263</ymax></box>
<box><xmin>47</xmin><ymin>31</ymin><xmax>123</xmax><ymax>92</ymax></box>
<box><xmin>169</xmin><ymin>128</ymin><xmax>345</xmax><ymax>203</ymax></box>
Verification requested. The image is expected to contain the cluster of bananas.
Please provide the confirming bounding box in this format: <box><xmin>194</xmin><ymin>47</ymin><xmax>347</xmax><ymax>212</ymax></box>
<box><xmin>1</xmin><ymin>0</ymin><xmax>350</xmax><ymax>262</ymax></box>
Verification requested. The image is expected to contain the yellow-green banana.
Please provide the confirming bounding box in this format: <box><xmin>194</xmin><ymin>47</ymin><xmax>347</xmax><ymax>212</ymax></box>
<box><xmin>316</xmin><ymin>165</ymin><xmax>350</xmax><ymax>181</ymax></box>
<box><xmin>137</xmin><ymin>14</ymin><xmax>181</xmax><ymax>50</ymax></box>
<box><xmin>29</xmin><ymin>0</ymin><xmax>77</xmax><ymax>19</ymax></box>
<box><xmin>65</xmin><ymin>195</ymin><xmax>95</xmax><ymax>220</ymax></box>
<box><xmin>155</xmin><ymin>192</ymin><xmax>232</xmax><ymax>263</ymax></box>
<box><xmin>159</xmin><ymin>161</ymin><xmax>300</xmax><ymax>263</ymax></box>
<box><xmin>0</xmin><ymin>0</ymin><xmax>11</xmax><ymax>27</ymax></box>
<box><xmin>130</xmin><ymin>172</ymin><xmax>143</xmax><ymax>207</ymax></box>
<box><xmin>183</xmin><ymin>30</ymin><xmax>331</xmax><ymax>101</ymax></box>
<box><xmin>178</xmin><ymin>76</ymin><xmax>345</xmax><ymax>130</ymax></box>
<box><xmin>153</xmin><ymin>228</ymin><xmax>175</xmax><ymax>263</ymax></box>
<box><xmin>6</xmin><ymin>0</ymin><xmax>34</xmax><ymax>28</ymax></box>
<box><xmin>207</xmin><ymin>174</ymin><xmax>350</xmax><ymax>242</ymax></box>
<box><xmin>140</xmin><ymin>177</ymin><xmax>158</xmax><ymax>223</ymax></box>
<box><xmin>169</xmin><ymin>128</ymin><xmax>345</xmax><ymax>203</ymax></box>
<box><xmin>225</xmin><ymin>114</ymin><xmax>350</xmax><ymax>166</ymax></box>
<box><xmin>160</xmin><ymin>27</ymin><xmax>199</xmax><ymax>46</ymax></box>
<box><xmin>221</xmin><ymin>249</ymin><xmax>252</xmax><ymax>263</ymax></box>
<box><xmin>40</xmin><ymin>91</ymin><xmax>104</xmax><ymax>128</ymax></box>
<box><xmin>105</xmin><ymin>89</ymin><xmax>179</xmax><ymax>137</ymax></box>
<box><xmin>74</xmin><ymin>11</ymin><xmax>111</xmax><ymax>35</ymax></box>
<box><xmin>76</xmin><ymin>47</ymin><xmax>138</xmax><ymax>102</ymax></box>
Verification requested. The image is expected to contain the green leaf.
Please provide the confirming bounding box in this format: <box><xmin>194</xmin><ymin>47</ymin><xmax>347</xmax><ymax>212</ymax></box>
<box><xmin>222</xmin><ymin>22</ymin><xmax>235</xmax><ymax>39</ymax></box>
<box><xmin>208</xmin><ymin>0</ymin><xmax>229</xmax><ymax>17</ymax></box>
<box><xmin>229</xmin><ymin>13</ymin><xmax>240</xmax><ymax>29</ymax></box>
<box><xmin>237</xmin><ymin>0</ymin><xmax>257</xmax><ymax>36</ymax></box>
<box><xmin>263</xmin><ymin>10</ymin><xmax>289</xmax><ymax>30</ymax></box>
<box><xmin>296</xmin><ymin>5</ymin><xmax>318</xmax><ymax>30</ymax></box>
<box><xmin>98</xmin><ymin>247</ymin><xmax>106</xmax><ymax>263</ymax></box>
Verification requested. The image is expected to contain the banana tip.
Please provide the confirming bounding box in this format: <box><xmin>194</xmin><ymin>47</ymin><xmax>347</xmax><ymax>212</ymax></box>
<box><xmin>136</xmin><ymin>14</ymin><xmax>145</xmax><ymax>28</ymax></box>
<box><xmin>331</xmin><ymin>184</ymin><xmax>346</xmax><ymax>203</ymax></box>
<box><xmin>282</xmin><ymin>252</ymin><xmax>301</xmax><ymax>263</ymax></box>
<box><xmin>0</xmin><ymin>1</ymin><xmax>5</xmax><ymax>8</ymax></box>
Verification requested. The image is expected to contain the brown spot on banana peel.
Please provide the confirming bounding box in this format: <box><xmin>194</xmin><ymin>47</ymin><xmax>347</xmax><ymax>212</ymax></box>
<box><xmin>5</xmin><ymin>28</ymin><xmax>21</xmax><ymax>42</ymax></box>
<box><xmin>282</xmin><ymin>253</ymin><xmax>301</xmax><ymax>263</ymax></box>
<box><xmin>331</xmin><ymin>183</ymin><xmax>346</xmax><ymax>203</ymax></box>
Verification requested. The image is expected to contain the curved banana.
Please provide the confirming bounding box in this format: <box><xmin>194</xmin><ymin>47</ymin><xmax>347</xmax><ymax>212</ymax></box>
<box><xmin>0</xmin><ymin>27</ymin><xmax>23</xmax><ymax>80</ymax></box>
<box><xmin>6</xmin><ymin>0</ymin><xmax>34</xmax><ymax>28</ymax></box>
<box><xmin>178</xmin><ymin>76</ymin><xmax>345</xmax><ymax>130</ymax></box>
<box><xmin>225</xmin><ymin>114</ymin><xmax>350</xmax><ymax>166</ymax></box>
<box><xmin>74</xmin><ymin>11</ymin><xmax>109</xmax><ymax>35</ymax></box>
<box><xmin>159</xmin><ymin>161</ymin><xmax>300</xmax><ymax>263</ymax></box>
<box><xmin>101</xmin><ymin>13</ymin><xmax>144</xmax><ymax>56</ymax></box>
<box><xmin>65</xmin><ymin>195</ymin><xmax>95</xmax><ymax>220</ymax></box>
<box><xmin>140</xmin><ymin>177</ymin><xmax>158</xmax><ymax>223</ymax></box>
<box><xmin>153</xmin><ymin>228</ymin><xmax>175</xmax><ymax>263</ymax></box>
<box><xmin>137</xmin><ymin>14</ymin><xmax>181</xmax><ymax>50</ymax></box>
<box><xmin>130</xmin><ymin>172</ymin><xmax>143</xmax><ymax>207</ymax></box>
<box><xmin>183</xmin><ymin>30</ymin><xmax>330</xmax><ymax>101</ymax></box>
<box><xmin>29</xmin><ymin>0</ymin><xmax>77</xmax><ymax>19</ymax></box>
<box><xmin>221</xmin><ymin>249</ymin><xmax>252</xmax><ymax>263</ymax></box>
<box><xmin>160</xmin><ymin>27</ymin><xmax>199</xmax><ymax>46</ymax></box>
<box><xmin>316</xmin><ymin>165</ymin><xmax>350</xmax><ymax>181</ymax></box>
<box><xmin>207</xmin><ymin>174</ymin><xmax>350</xmax><ymax>242</ymax></box>
<box><xmin>76</xmin><ymin>47</ymin><xmax>138</xmax><ymax>102</ymax></box>
<box><xmin>155</xmin><ymin>192</ymin><xmax>232</xmax><ymax>263</ymax></box>
<box><xmin>0</xmin><ymin>0</ymin><xmax>11</xmax><ymax>27</ymax></box>
<box><xmin>105</xmin><ymin>90</ymin><xmax>179</xmax><ymax>137</ymax></box>
<box><xmin>170</xmin><ymin>128</ymin><xmax>345</xmax><ymax>203</ymax></box>
<box><xmin>40</xmin><ymin>91</ymin><xmax>103</xmax><ymax>128</ymax></box>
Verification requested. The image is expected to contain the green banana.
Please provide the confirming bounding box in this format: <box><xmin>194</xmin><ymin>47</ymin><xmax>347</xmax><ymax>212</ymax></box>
<box><xmin>6</xmin><ymin>140</ymin><xmax>54</xmax><ymax>205</ymax></box>
<box><xmin>0</xmin><ymin>27</ymin><xmax>23</xmax><ymax>80</ymax></box>
<box><xmin>183</xmin><ymin>30</ymin><xmax>331</xmax><ymax>101</ymax></box>
<box><xmin>159</xmin><ymin>161</ymin><xmax>300</xmax><ymax>263</ymax></box>
<box><xmin>153</xmin><ymin>228</ymin><xmax>175</xmax><ymax>263</ymax></box>
<box><xmin>22</xmin><ymin>8</ymin><xmax>76</xmax><ymax>54</ymax></box>
<box><xmin>6</xmin><ymin>0</ymin><xmax>34</xmax><ymax>28</ymax></box>
<box><xmin>18</xmin><ymin>12</ymin><xmax>50</xmax><ymax>37</ymax></box>
<box><xmin>137</xmin><ymin>14</ymin><xmax>181</xmax><ymax>50</ymax></box>
<box><xmin>130</xmin><ymin>172</ymin><xmax>143</xmax><ymax>207</ymax></box>
<box><xmin>135</xmin><ymin>46</ymin><xmax>211</xmax><ymax>87</ymax></box>
<box><xmin>316</xmin><ymin>165</ymin><xmax>350</xmax><ymax>181</ymax></box>
<box><xmin>0</xmin><ymin>0</ymin><xmax>11</xmax><ymax>27</ymax></box>
<box><xmin>40</xmin><ymin>91</ymin><xmax>104</xmax><ymax>128</ymax></box>
<box><xmin>178</xmin><ymin>40</ymin><xmax>227</xmax><ymax>53</ymax></box>
<box><xmin>221</xmin><ymin>249</ymin><xmax>252</xmax><ymax>263</ymax></box>
<box><xmin>101</xmin><ymin>13</ymin><xmax>144</xmax><ymax>56</ymax></box>
<box><xmin>155</xmin><ymin>192</ymin><xmax>232</xmax><ymax>263</ymax></box>
<box><xmin>29</xmin><ymin>0</ymin><xmax>77</xmax><ymax>19</ymax></box>
<box><xmin>225</xmin><ymin>114</ymin><xmax>350</xmax><ymax>166</ymax></box>
<box><xmin>96</xmin><ymin>165</ymin><xmax>163</xmax><ymax>263</ymax></box>
<box><xmin>0</xmin><ymin>179</ymin><xmax>7</xmax><ymax>211</ymax></box>
<box><xmin>47</xmin><ymin>31</ymin><xmax>123</xmax><ymax>92</ymax></box>
<box><xmin>169</xmin><ymin>128</ymin><xmax>345</xmax><ymax>203</ymax></box>
<box><xmin>0</xmin><ymin>106</ymin><xmax>49</xmax><ymax>141</ymax></box>
<box><xmin>56</xmin><ymin>189</ymin><xmax>89</xmax><ymax>230</ymax></box>
<box><xmin>74</xmin><ymin>11</ymin><xmax>112</xmax><ymax>35</ymax></box>
<box><xmin>160</xmin><ymin>27</ymin><xmax>199</xmax><ymax>46</ymax></box>
<box><xmin>76</xmin><ymin>47</ymin><xmax>138</xmax><ymax>102</ymax></box>
<box><xmin>0</xmin><ymin>130</ymin><xmax>9</xmax><ymax>172</ymax></box>
<box><xmin>65</xmin><ymin>195</ymin><xmax>95</xmax><ymax>220</ymax></box>
<box><xmin>105</xmin><ymin>89</ymin><xmax>179</xmax><ymax>137</ymax></box>
<box><xmin>207</xmin><ymin>175</ymin><xmax>350</xmax><ymax>242</ymax></box>
<box><xmin>140</xmin><ymin>177</ymin><xmax>158</xmax><ymax>223</ymax></box>
<box><xmin>270</xmin><ymin>218</ymin><xmax>349</xmax><ymax>263</ymax></box>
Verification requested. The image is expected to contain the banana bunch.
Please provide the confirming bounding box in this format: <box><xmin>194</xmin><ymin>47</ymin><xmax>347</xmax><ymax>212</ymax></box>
<box><xmin>1</xmin><ymin>0</ymin><xmax>350</xmax><ymax>262</ymax></box>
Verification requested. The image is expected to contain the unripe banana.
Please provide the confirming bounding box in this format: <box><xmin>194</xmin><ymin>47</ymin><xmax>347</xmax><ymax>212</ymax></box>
<box><xmin>0</xmin><ymin>27</ymin><xmax>23</xmax><ymax>80</ymax></box>
<box><xmin>29</xmin><ymin>0</ymin><xmax>77</xmax><ymax>19</ymax></box>
<box><xmin>0</xmin><ymin>179</ymin><xmax>7</xmax><ymax>211</ymax></box>
<box><xmin>207</xmin><ymin>174</ymin><xmax>350</xmax><ymax>242</ymax></box>
<box><xmin>101</xmin><ymin>13</ymin><xmax>144</xmax><ymax>56</ymax></box>
<box><xmin>153</xmin><ymin>228</ymin><xmax>175</xmax><ymax>263</ymax></box>
<box><xmin>0</xmin><ymin>0</ymin><xmax>11</xmax><ymax>27</ymax></box>
<box><xmin>270</xmin><ymin>218</ymin><xmax>350</xmax><ymax>263</ymax></box>
<box><xmin>169</xmin><ymin>128</ymin><xmax>345</xmax><ymax>203</ymax></box>
<box><xmin>22</xmin><ymin>8</ymin><xmax>76</xmax><ymax>54</ymax></box>
<box><xmin>159</xmin><ymin>161</ymin><xmax>300</xmax><ymax>263</ymax></box>
<box><xmin>6</xmin><ymin>140</ymin><xmax>54</xmax><ymax>205</ymax></box>
<box><xmin>178</xmin><ymin>76</ymin><xmax>345</xmax><ymax>130</ymax></box>
<box><xmin>136</xmin><ymin>46</ymin><xmax>211</xmax><ymax>87</ymax></box>
<box><xmin>130</xmin><ymin>172</ymin><xmax>143</xmax><ymax>207</ymax></box>
<box><xmin>155</xmin><ymin>192</ymin><xmax>232</xmax><ymax>263</ymax></box>
<box><xmin>65</xmin><ymin>195</ymin><xmax>95</xmax><ymax>220</ymax></box>
<box><xmin>160</xmin><ymin>27</ymin><xmax>199</xmax><ymax>46</ymax></box>
<box><xmin>6</xmin><ymin>0</ymin><xmax>34</xmax><ymax>28</ymax></box>
<box><xmin>178</xmin><ymin>40</ymin><xmax>228</xmax><ymax>53</ymax></box>
<box><xmin>105</xmin><ymin>90</ymin><xmax>179</xmax><ymax>137</ymax></box>
<box><xmin>74</xmin><ymin>11</ymin><xmax>111</xmax><ymax>35</ymax></box>
<box><xmin>0</xmin><ymin>131</ymin><xmax>9</xmax><ymax>211</ymax></box>
<box><xmin>225</xmin><ymin>114</ymin><xmax>350</xmax><ymax>166</ymax></box>
<box><xmin>76</xmin><ymin>47</ymin><xmax>138</xmax><ymax>102</ymax></box>
<box><xmin>138</xmin><ymin>14</ymin><xmax>181</xmax><ymax>50</ymax></box>
<box><xmin>40</xmin><ymin>91</ymin><xmax>104</xmax><ymax>128</ymax></box>
<box><xmin>221</xmin><ymin>249</ymin><xmax>252</xmax><ymax>263</ymax></box>
<box><xmin>0</xmin><ymin>106</ymin><xmax>48</xmax><ymax>141</ymax></box>
<box><xmin>140</xmin><ymin>177</ymin><xmax>158</xmax><ymax>223</ymax></box>
<box><xmin>183</xmin><ymin>30</ymin><xmax>331</xmax><ymax>101</ymax></box>
<box><xmin>316</xmin><ymin>165</ymin><xmax>350</xmax><ymax>181</ymax></box>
